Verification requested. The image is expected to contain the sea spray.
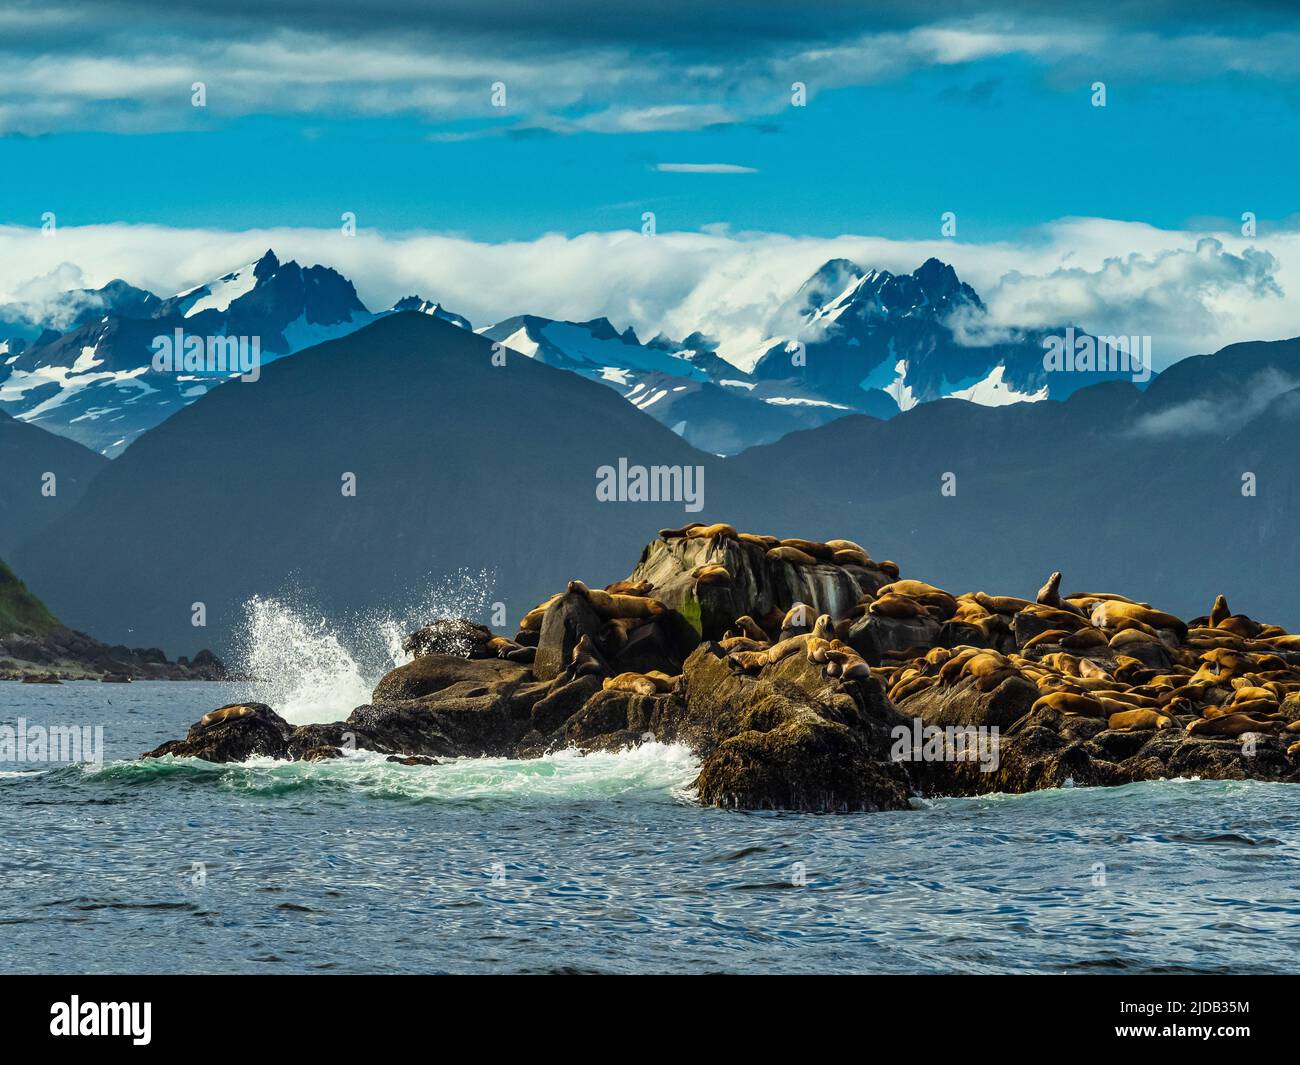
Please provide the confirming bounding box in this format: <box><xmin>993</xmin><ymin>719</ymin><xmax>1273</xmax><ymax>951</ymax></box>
<box><xmin>230</xmin><ymin>572</ymin><xmax>496</xmax><ymax>725</ymax></box>
<box><xmin>80</xmin><ymin>743</ymin><xmax>702</xmax><ymax>805</ymax></box>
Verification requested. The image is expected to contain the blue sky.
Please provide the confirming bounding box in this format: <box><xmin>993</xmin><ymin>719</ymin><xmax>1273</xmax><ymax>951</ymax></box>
<box><xmin>0</xmin><ymin>1</ymin><xmax>1296</xmax><ymax>361</ymax></box>
<box><xmin>1</xmin><ymin>2</ymin><xmax>1297</xmax><ymax>240</ymax></box>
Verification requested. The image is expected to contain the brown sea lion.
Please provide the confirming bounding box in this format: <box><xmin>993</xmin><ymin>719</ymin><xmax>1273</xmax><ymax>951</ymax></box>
<box><xmin>200</xmin><ymin>704</ymin><xmax>257</xmax><ymax>729</ymax></box>
<box><xmin>1036</xmin><ymin>571</ymin><xmax>1063</xmax><ymax>608</ymax></box>
<box><xmin>1186</xmin><ymin>713</ymin><xmax>1280</xmax><ymax>738</ymax></box>
<box><xmin>767</xmin><ymin>545</ymin><xmax>817</xmax><ymax>565</ymax></box>
<box><xmin>692</xmin><ymin>564</ymin><xmax>731</xmax><ymax>586</ymax></box>
<box><xmin>1031</xmin><ymin>691</ymin><xmax>1108</xmax><ymax>718</ymax></box>
<box><xmin>687</xmin><ymin>523</ymin><xmax>738</xmax><ymax>541</ymax></box>
<box><xmin>1108</xmin><ymin>709</ymin><xmax>1174</xmax><ymax>731</ymax></box>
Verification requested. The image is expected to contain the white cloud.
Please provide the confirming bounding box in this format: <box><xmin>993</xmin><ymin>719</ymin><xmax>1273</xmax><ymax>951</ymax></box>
<box><xmin>0</xmin><ymin>218</ymin><xmax>1293</xmax><ymax>366</ymax></box>
<box><xmin>655</xmin><ymin>163</ymin><xmax>758</xmax><ymax>174</ymax></box>
<box><xmin>2</xmin><ymin>15</ymin><xmax>1299</xmax><ymax>134</ymax></box>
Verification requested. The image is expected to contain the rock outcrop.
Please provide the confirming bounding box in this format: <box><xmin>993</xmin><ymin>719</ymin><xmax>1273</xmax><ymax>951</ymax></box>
<box><xmin>144</xmin><ymin>525</ymin><xmax>1300</xmax><ymax>810</ymax></box>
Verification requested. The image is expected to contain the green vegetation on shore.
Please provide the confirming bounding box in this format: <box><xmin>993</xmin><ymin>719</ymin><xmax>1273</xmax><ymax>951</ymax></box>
<box><xmin>0</xmin><ymin>558</ymin><xmax>61</xmax><ymax>637</ymax></box>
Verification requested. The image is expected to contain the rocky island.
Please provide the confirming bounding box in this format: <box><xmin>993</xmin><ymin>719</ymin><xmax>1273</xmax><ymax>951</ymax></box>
<box><xmin>0</xmin><ymin>558</ymin><xmax>228</xmax><ymax>682</ymax></box>
<box><xmin>145</xmin><ymin>525</ymin><xmax>1300</xmax><ymax>809</ymax></box>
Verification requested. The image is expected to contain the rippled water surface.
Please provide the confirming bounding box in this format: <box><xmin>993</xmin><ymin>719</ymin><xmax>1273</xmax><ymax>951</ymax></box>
<box><xmin>3</xmin><ymin>682</ymin><xmax>1299</xmax><ymax>974</ymax></box>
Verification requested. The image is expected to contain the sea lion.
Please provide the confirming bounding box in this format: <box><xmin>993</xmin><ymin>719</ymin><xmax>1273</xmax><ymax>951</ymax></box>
<box><xmin>767</xmin><ymin>545</ymin><xmax>817</xmax><ymax>565</ymax></box>
<box><xmin>1091</xmin><ymin>600</ymin><xmax>1188</xmax><ymax>639</ymax></box>
<box><xmin>832</xmin><ymin>548</ymin><xmax>874</xmax><ymax>567</ymax></box>
<box><xmin>731</xmin><ymin>615</ymin><xmax>769</xmax><ymax>643</ymax></box>
<box><xmin>738</xmin><ymin>532</ymin><xmax>780</xmax><ymax>550</ymax></box>
<box><xmin>1031</xmin><ymin>691</ymin><xmax>1107</xmax><ymax>718</ymax></box>
<box><xmin>567</xmin><ymin>580</ymin><xmax>665</xmax><ymax>620</ymax></box>
<box><xmin>687</xmin><ymin>523</ymin><xmax>738</xmax><ymax>541</ymax></box>
<box><xmin>692</xmin><ymin>564</ymin><xmax>731</xmax><ymax>586</ymax></box>
<box><xmin>563</xmin><ymin>634</ymin><xmax>609</xmax><ymax>680</ymax></box>
<box><xmin>1209</xmin><ymin>594</ymin><xmax>1231</xmax><ymax>628</ymax></box>
<box><xmin>776</xmin><ymin>538</ymin><xmax>833</xmax><ymax>560</ymax></box>
<box><xmin>1108</xmin><ymin>709</ymin><xmax>1174</xmax><ymax>731</ymax></box>
<box><xmin>1186</xmin><ymin>713</ymin><xmax>1280</xmax><ymax>738</ymax></box>
<box><xmin>520</xmin><ymin>593</ymin><xmax>562</xmax><ymax>632</ymax></box>
<box><xmin>719</xmin><ymin>636</ymin><xmax>766</xmax><ymax>653</ymax></box>
<box><xmin>200</xmin><ymin>704</ymin><xmax>257</xmax><ymax>728</ymax></box>
<box><xmin>659</xmin><ymin>523</ymin><xmax>706</xmax><ymax>539</ymax></box>
<box><xmin>868</xmin><ymin>593</ymin><xmax>924</xmax><ymax>619</ymax></box>
<box><xmin>780</xmin><ymin>603</ymin><xmax>814</xmax><ymax>633</ymax></box>
<box><xmin>765</xmin><ymin>633</ymin><xmax>812</xmax><ymax>665</ymax></box>
<box><xmin>1036</xmin><ymin>571</ymin><xmax>1063</xmax><ymax>608</ymax></box>
<box><xmin>605</xmin><ymin>578</ymin><xmax>653</xmax><ymax>597</ymax></box>
<box><xmin>727</xmin><ymin>650</ymin><xmax>769</xmax><ymax>674</ymax></box>
<box><xmin>603</xmin><ymin>671</ymin><xmax>675</xmax><ymax>696</ymax></box>
<box><xmin>877</xmin><ymin>560</ymin><xmax>900</xmax><ymax>578</ymax></box>
<box><xmin>972</xmin><ymin>592</ymin><xmax>1036</xmax><ymax>615</ymax></box>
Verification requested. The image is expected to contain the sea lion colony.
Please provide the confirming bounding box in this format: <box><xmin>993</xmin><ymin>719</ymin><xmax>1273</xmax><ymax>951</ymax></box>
<box><xmin>147</xmin><ymin>523</ymin><xmax>1300</xmax><ymax>809</ymax></box>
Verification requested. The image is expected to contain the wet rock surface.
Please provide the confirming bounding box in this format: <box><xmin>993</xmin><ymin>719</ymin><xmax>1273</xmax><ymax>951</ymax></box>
<box><xmin>144</xmin><ymin>527</ymin><xmax>1300</xmax><ymax>810</ymax></box>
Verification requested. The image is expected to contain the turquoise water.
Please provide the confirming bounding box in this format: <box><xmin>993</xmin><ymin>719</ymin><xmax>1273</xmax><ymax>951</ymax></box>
<box><xmin>2</xmin><ymin>681</ymin><xmax>1299</xmax><ymax>974</ymax></box>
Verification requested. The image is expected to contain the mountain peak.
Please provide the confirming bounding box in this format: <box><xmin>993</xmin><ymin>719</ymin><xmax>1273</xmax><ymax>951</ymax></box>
<box><xmin>253</xmin><ymin>249</ymin><xmax>281</xmax><ymax>280</ymax></box>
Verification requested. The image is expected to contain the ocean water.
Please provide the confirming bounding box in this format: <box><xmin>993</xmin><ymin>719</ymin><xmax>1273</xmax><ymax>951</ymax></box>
<box><xmin>3</xmin><ymin>664</ymin><xmax>1300</xmax><ymax>974</ymax></box>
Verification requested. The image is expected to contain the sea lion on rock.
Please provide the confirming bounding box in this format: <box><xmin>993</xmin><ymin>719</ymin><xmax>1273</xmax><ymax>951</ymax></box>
<box><xmin>719</xmin><ymin>636</ymin><xmax>766</xmax><ymax>653</ymax></box>
<box><xmin>832</xmin><ymin>548</ymin><xmax>874</xmax><ymax>567</ymax></box>
<box><xmin>1187</xmin><ymin>713</ymin><xmax>1281</xmax><ymax>738</ymax></box>
<box><xmin>780</xmin><ymin>603</ymin><xmax>814</xmax><ymax>633</ymax></box>
<box><xmin>738</xmin><ymin>533</ymin><xmax>780</xmax><ymax>549</ymax></box>
<box><xmin>1031</xmin><ymin>691</ymin><xmax>1108</xmax><ymax>718</ymax></box>
<box><xmin>767</xmin><ymin>545</ymin><xmax>817</xmax><ymax>565</ymax></box>
<box><xmin>1108</xmin><ymin>709</ymin><xmax>1174</xmax><ymax>731</ymax></box>
<box><xmin>563</xmin><ymin>634</ymin><xmax>610</xmax><ymax>681</ymax></box>
<box><xmin>521</xmin><ymin>594</ymin><xmax>562</xmax><ymax>632</ymax></box>
<box><xmin>603</xmin><ymin>671</ymin><xmax>675</xmax><ymax>696</ymax></box>
<box><xmin>692</xmin><ymin>564</ymin><xmax>731</xmax><ymax>586</ymax></box>
<box><xmin>730</xmin><ymin>615</ymin><xmax>768</xmax><ymax>643</ymax></box>
<box><xmin>1036</xmin><ymin>571</ymin><xmax>1063</xmax><ymax>608</ymax></box>
<box><xmin>567</xmin><ymin>580</ymin><xmax>665</xmax><ymax>620</ymax></box>
<box><xmin>779</xmin><ymin>538</ymin><xmax>835</xmax><ymax>560</ymax></box>
<box><xmin>1091</xmin><ymin>600</ymin><xmax>1188</xmax><ymax>639</ymax></box>
<box><xmin>200</xmin><ymin>704</ymin><xmax>257</xmax><ymax>728</ymax></box>
<box><xmin>687</xmin><ymin>523</ymin><xmax>738</xmax><ymax>541</ymax></box>
<box><xmin>869</xmin><ymin>594</ymin><xmax>925</xmax><ymax>619</ymax></box>
<box><xmin>605</xmin><ymin>579</ymin><xmax>654</xmax><ymax>597</ymax></box>
<box><xmin>1209</xmin><ymin>595</ymin><xmax>1231</xmax><ymax>628</ymax></box>
<box><xmin>659</xmin><ymin>523</ymin><xmax>706</xmax><ymax>539</ymax></box>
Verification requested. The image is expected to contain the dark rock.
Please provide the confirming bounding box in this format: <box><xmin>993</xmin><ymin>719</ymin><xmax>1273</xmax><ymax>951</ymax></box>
<box><xmin>403</xmin><ymin>618</ymin><xmax>492</xmax><ymax>659</ymax></box>
<box><xmin>534</xmin><ymin>593</ymin><xmax>604</xmax><ymax>681</ymax></box>
<box><xmin>846</xmin><ymin>614</ymin><xmax>941</xmax><ymax>662</ymax></box>
<box><xmin>676</xmin><ymin>645</ymin><xmax>912</xmax><ymax>812</ymax></box>
<box><xmin>371</xmin><ymin>653</ymin><xmax>528</xmax><ymax>702</ymax></box>
<box><xmin>143</xmin><ymin>702</ymin><xmax>291</xmax><ymax>762</ymax></box>
<box><xmin>898</xmin><ymin>674</ymin><xmax>1037</xmax><ymax>730</ymax></box>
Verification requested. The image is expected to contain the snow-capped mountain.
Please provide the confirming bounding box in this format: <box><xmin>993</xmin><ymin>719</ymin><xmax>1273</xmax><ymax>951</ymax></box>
<box><xmin>740</xmin><ymin>257</ymin><xmax>1133</xmax><ymax>413</ymax></box>
<box><xmin>1</xmin><ymin>251</ymin><xmax>1147</xmax><ymax>460</ymax></box>
<box><xmin>0</xmin><ymin>279</ymin><xmax>160</xmax><ymax>349</ymax></box>
<box><xmin>477</xmin><ymin>315</ymin><xmax>876</xmax><ymax>453</ymax></box>
<box><xmin>0</xmin><ymin>251</ymin><xmax>469</xmax><ymax>457</ymax></box>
